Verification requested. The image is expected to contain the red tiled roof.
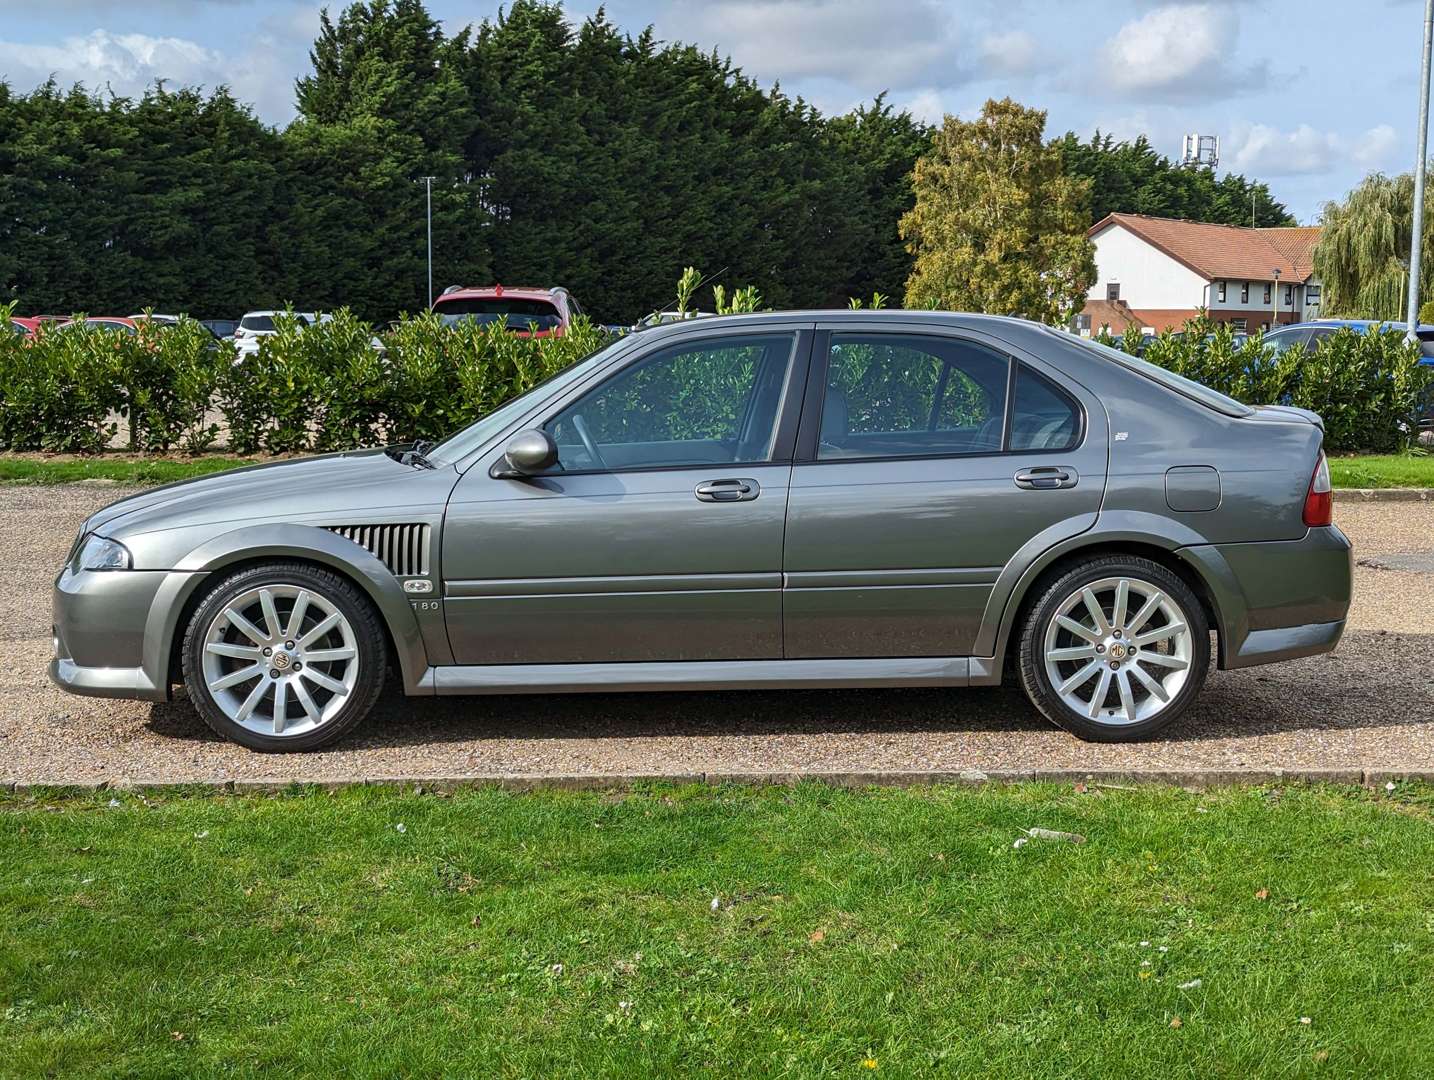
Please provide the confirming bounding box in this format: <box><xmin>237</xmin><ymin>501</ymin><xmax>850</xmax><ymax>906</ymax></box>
<box><xmin>1090</xmin><ymin>213</ymin><xmax>1320</xmax><ymax>282</ymax></box>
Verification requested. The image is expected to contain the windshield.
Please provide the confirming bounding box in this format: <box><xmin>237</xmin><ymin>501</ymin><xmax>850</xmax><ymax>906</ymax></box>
<box><xmin>1066</xmin><ymin>334</ymin><xmax>1254</xmax><ymax>417</ymax></box>
<box><xmin>241</xmin><ymin>314</ymin><xmax>310</xmax><ymax>332</ymax></box>
<box><xmin>434</xmin><ymin>297</ymin><xmax>562</xmax><ymax>332</ymax></box>
<box><xmin>426</xmin><ymin>336</ymin><xmax>631</xmax><ymax>466</ymax></box>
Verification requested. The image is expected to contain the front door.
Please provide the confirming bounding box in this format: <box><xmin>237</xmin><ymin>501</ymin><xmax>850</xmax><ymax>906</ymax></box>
<box><xmin>442</xmin><ymin>328</ymin><xmax>810</xmax><ymax>664</ymax></box>
<box><xmin>782</xmin><ymin>325</ymin><xmax>1107</xmax><ymax>658</ymax></box>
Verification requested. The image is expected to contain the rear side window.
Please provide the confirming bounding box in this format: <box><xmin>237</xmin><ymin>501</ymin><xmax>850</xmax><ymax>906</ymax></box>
<box><xmin>1009</xmin><ymin>365</ymin><xmax>1080</xmax><ymax>451</ymax></box>
<box><xmin>818</xmin><ymin>334</ymin><xmax>1010</xmax><ymax>460</ymax></box>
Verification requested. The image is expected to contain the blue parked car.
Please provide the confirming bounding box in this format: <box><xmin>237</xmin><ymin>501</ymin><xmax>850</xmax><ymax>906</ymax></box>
<box><xmin>1263</xmin><ymin>320</ymin><xmax>1434</xmax><ymax>432</ymax></box>
<box><xmin>1263</xmin><ymin>319</ymin><xmax>1434</xmax><ymax>362</ymax></box>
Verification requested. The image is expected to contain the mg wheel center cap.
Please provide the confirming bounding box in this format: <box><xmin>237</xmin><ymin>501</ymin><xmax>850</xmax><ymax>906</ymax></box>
<box><xmin>272</xmin><ymin>651</ymin><xmax>293</xmax><ymax>671</ymax></box>
<box><xmin>1108</xmin><ymin>642</ymin><xmax>1127</xmax><ymax>660</ymax></box>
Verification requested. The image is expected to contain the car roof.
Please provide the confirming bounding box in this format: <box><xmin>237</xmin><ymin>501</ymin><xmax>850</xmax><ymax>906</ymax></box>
<box><xmin>240</xmin><ymin>310</ymin><xmax>318</xmax><ymax>318</ymax></box>
<box><xmin>1281</xmin><ymin>319</ymin><xmax>1434</xmax><ymax>333</ymax></box>
<box><xmin>626</xmin><ymin>308</ymin><xmax>1040</xmax><ymax>341</ymax></box>
<box><xmin>436</xmin><ymin>285</ymin><xmax>567</xmax><ymax>301</ymax></box>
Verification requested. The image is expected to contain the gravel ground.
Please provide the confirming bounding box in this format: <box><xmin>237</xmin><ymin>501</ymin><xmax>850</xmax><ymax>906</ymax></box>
<box><xmin>2</xmin><ymin>483</ymin><xmax>1431</xmax><ymax>784</ymax></box>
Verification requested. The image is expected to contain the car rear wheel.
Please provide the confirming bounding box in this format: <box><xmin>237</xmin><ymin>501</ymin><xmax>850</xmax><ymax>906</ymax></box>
<box><xmin>181</xmin><ymin>562</ymin><xmax>385</xmax><ymax>751</ymax></box>
<box><xmin>1018</xmin><ymin>556</ymin><xmax>1209</xmax><ymax>741</ymax></box>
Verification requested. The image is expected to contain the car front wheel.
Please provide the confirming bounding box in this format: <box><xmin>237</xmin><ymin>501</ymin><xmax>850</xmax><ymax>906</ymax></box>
<box><xmin>181</xmin><ymin>562</ymin><xmax>386</xmax><ymax>751</ymax></box>
<box><xmin>1017</xmin><ymin>556</ymin><xmax>1210</xmax><ymax>741</ymax></box>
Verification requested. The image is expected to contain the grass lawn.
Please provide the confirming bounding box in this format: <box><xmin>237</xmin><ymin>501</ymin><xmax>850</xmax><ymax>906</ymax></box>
<box><xmin>3</xmin><ymin>783</ymin><xmax>1432</xmax><ymax>1078</ymax></box>
<box><xmin>1327</xmin><ymin>453</ymin><xmax>1434</xmax><ymax>489</ymax></box>
<box><xmin>0</xmin><ymin>455</ymin><xmax>261</xmax><ymax>485</ymax></box>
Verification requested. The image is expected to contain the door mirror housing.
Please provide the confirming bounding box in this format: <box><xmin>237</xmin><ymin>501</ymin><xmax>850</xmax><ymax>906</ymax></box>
<box><xmin>493</xmin><ymin>429</ymin><xmax>559</xmax><ymax>478</ymax></box>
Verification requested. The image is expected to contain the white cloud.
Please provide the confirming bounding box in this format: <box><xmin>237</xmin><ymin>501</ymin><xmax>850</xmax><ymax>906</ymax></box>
<box><xmin>1230</xmin><ymin>122</ymin><xmax>1401</xmax><ymax>176</ymax></box>
<box><xmin>1098</xmin><ymin>3</ymin><xmax>1267</xmax><ymax>100</ymax></box>
<box><xmin>654</xmin><ymin>0</ymin><xmax>963</xmax><ymax>93</ymax></box>
<box><xmin>900</xmin><ymin>89</ymin><xmax>950</xmax><ymax>125</ymax></box>
<box><xmin>0</xmin><ymin>8</ymin><xmax>319</xmax><ymax>124</ymax></box>
<box><xmin>979</xmin><ymin>29</ymin><xmax>1037</xmax><ymax>76</ymax></box>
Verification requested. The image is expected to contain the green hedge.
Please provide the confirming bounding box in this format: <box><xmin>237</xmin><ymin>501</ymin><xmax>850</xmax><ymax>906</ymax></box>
<box><xmin>2</xmin><ymin>306</ymin><xmax>1429</xmax><ymax>456</ymax></box>
<box><xmin>0</xmin><ymin>307</ymin><xmax>607</xmax><ymax>455</ymax></box>
<box><xmin>1099</xmin><ymin>320</ymin><xmax>1434</xmax><ymax>454</ymax></box>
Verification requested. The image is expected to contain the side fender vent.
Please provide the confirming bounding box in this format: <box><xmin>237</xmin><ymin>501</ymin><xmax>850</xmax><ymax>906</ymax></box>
<box><xmin>324</xmin><ymin>523</ymin><xmax>430</xmax><ymax>577</ymax></box>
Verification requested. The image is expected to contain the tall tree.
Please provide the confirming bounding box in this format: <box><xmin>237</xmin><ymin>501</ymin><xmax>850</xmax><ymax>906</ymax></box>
<box><xmin>901</xmin><ymin>99</ymin><xmax>1095</xmax><ymax>323</ymax></box>
<box><xmin>1057</xmin><ymin>131</ymin><xmax>1295</xmax><ymax>227</ymax></box>
<box><xmin>827</xmin><ymin>96</ymin><xmax>931</xmax><ymax>302</ymax></box>
<box><xmin>293</xmin><ymin>0</ymin><xmax>486</xmax><ymax>314</ymax></box>
<box><xmin>1313</xmin><ymin>170</ymin><xmax>1429</xmax><ymax>320</ymax></box>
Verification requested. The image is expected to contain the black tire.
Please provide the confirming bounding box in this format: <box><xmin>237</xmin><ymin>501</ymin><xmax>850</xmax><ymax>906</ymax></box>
<box><xmin>1017</xmin><ymin>555</ymin><xmax>1210</xmax><ymax>742</ymax></box>
<box><xmin>181</xmin><ymin>561</ymin><xmax>386</xmax><ymax>752</ymax></box>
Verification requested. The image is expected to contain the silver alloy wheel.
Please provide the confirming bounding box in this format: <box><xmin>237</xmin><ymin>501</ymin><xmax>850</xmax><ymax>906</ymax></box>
<box><xmin>199</xmin><ymin>584</ymin><xmax>359</xmax><ymax>738</ymax></box>
<box><xmin>1041</xmin><ymin>575</ymin><xmax>1193</xmax><ymax>726</ymax></box>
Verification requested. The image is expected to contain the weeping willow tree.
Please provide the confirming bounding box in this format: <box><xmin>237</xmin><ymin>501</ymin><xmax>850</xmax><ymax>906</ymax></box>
<box><xmin>1313</xmin><ymin>171</ymin><xmax>1434</xmax><ymax>320</ymax></box>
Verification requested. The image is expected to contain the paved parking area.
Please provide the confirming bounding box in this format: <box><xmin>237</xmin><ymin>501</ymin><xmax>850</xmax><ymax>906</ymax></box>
<box><xmin>2</xmin><ymin>483</ymin><xmax>1431</xmax><ymax>784</ymax></box>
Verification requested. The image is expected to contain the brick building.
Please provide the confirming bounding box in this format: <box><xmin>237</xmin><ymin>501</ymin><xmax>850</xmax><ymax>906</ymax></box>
<box><xmin>1076</xmin><ymin>213</ymin><xmax>1322</xmax><ymax>337</ymax></box>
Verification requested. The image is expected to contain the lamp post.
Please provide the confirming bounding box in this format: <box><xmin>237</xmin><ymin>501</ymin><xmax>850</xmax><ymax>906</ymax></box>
<box><xmin>1406</xmin><ymin>0</ymin><xmax>1434</xmax><ymax>339</ymax></box>
<box><xmin>1272</xmin><ymin>268</ymin><xmax>1281</xmax><ymax>329</ymax></box>
<box><xmin>419</xmin><ymin>176</ymin><xmax>437</xmax><ymax>309</ymax></box>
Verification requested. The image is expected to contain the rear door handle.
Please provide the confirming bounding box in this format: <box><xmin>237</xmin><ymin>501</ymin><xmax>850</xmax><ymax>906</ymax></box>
<box><xmin>695</xmin><ymin>477</ymin><xmax>760</xmax><ymax>502</ymax></box>
<box><xmin>1014</xmin><ymin>466</ymin><xmax>1077</xmax><ymax>490</ymax></box>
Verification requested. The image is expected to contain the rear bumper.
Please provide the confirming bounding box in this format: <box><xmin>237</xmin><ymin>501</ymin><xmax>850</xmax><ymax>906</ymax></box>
<box><xmin>1179</xmin><ymin>526</ymin><xmax>1353</xmax><ymax>670</ymax></box>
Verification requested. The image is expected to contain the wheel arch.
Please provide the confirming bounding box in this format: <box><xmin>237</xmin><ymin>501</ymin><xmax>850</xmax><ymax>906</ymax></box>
<box><xmin>981</xmin><ymin>513</ymin><xmax>1239</xmax><ymax>674</ymax></box>
<box><xmin>150</xmin><ymin>525</ymin><xmax>429</xmax><ymax>696</ymax></box>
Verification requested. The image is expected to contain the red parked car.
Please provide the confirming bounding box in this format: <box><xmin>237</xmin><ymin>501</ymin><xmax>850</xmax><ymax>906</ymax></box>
<box><xmin>431</xmin><ymin>284</ymin><xmax>582</xmax><ymax>338</ymax></box>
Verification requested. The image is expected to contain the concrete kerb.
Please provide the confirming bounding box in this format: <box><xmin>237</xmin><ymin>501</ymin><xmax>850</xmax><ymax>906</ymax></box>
<box><xmin>4</xmin><ymin>767</ymin><xmax>1426</xmax><ymax>796</ymax></box>
<box><xmin>1333</xmin><ymin>488</ymin><xmax>1433</xmax><ymax>502</ymax></box>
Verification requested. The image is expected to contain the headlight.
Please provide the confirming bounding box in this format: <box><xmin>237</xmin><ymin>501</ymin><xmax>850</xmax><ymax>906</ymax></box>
<box><xmin>76</xmin><ymin>534</ymin><xmax>131</xmax><ymax>571</ymax></box>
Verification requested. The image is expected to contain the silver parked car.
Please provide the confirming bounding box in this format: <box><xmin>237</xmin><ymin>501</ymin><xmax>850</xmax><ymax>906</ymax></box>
<box><xmin>52</xmin><ymin>311</ymin><xmax>1352</xmax><ymax>751</ymax></box>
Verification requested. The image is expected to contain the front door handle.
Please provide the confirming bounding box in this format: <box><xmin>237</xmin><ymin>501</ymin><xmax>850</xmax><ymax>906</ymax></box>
<box><xmin>1014</xmin><ymin>466</ymin><xmax>1077</xmax><ymax>490</ymax></box>
<box><xmin>695</xmin><ymin>477</ymin><xmax>760</xmax><ymax>502</ymax></box>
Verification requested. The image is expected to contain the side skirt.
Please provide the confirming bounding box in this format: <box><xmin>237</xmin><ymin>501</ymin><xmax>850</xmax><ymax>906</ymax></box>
<box><xmin>423</xmin><ymin>656</ymin><xmax>979</xmax><ymax>696</ymax></box>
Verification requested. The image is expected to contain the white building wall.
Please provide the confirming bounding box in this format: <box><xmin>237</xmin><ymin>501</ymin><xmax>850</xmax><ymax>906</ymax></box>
<box><xmin>1088</xmin><ymin>224</ymin><xmax>1209</xmax><ymax>309</ymax></box>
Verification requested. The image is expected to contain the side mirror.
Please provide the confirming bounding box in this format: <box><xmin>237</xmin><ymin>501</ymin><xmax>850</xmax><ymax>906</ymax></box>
<box><xmin>492</xmin><ymin>429</ymin><xmax>559</xmax><ymax>479</ymax></box>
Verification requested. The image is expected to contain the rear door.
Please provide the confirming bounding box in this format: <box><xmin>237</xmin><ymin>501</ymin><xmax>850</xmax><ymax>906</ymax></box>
<box><xmin>782</xmin><ymin>322</ymin><xmax>1107</xmax><ymax>658</ymax></box>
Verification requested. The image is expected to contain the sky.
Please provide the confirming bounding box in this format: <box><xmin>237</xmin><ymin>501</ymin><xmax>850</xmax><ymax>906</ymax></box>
<box><xmin>0</xmin><ymin>0</ymin><xmax>1422</xmax><ymax>223</ymax></box>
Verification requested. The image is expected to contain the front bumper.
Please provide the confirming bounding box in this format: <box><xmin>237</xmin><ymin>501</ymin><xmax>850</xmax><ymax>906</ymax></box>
<box><xmin>50</xmin><ymin>565</ymin><xmax>205</xmax><ymax>702</ymax></box>
<box><xmin>1179</xmin><ymin>525</ymin><xmax>1354</xmax><ymax>670</ymax></box>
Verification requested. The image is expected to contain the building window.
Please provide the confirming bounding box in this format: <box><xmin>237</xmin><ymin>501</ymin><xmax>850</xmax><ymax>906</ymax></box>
<box><xmin>1216</xmin><ymin>281</ymin><xmax>1226</xmax><ymax>302</ymax></box>
<box><xmin>1260</xmin><ymin>321</ymin><xmax>1270</xmax><ymax>332</ymax></box>
<box><xmin>1231</xmin><ymin>318</ymin><xmax>1248</xmax><ymax>333</ymax></box>
<box><xmin>1284</xmin><ymin>285</ymin><xmax>1293</xmax><ymax>305</ymax></box>
<box><xmin>1240</xmin><ymin>282</ymin><xmax>1249</xmax><ymax>303</ymax></box>
<box><xmin>1106</xmin><ymin>283</ymin><xmax>1120</xmax><ymax>301</ymax></box>
<box><xmin>1305</xmin><ymin>284</ymin><xmax>1321</xmax><ymax>304</ymax></box>
<box><xmin>1263</xmin><ymin>283</ymin><xmax>1272</xmax><ymax>304</ymax></box>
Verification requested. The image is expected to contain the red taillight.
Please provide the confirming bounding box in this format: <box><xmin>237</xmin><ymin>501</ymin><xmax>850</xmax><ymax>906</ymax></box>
<box><xmin>1303</xmin><ymin>452</ymin><xmax>1332</xmax><ymax>527</ymax></box>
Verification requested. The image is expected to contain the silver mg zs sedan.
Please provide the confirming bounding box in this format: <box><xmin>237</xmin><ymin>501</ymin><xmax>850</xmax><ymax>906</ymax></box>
<box><xmin>52</xmin><ymin>311</ymin><xmax>1352</xmax><ymax>750</ymax></box>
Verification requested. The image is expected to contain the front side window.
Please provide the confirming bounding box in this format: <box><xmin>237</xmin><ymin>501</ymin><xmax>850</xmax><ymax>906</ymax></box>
<box><xmin>545</xmin><ymin>333</ymin><xmax>797</xmax><ymax>471</ymax></box>
<box><xmin>818</xmin><ymin>334</ymin><xmax>1009</xmax><ymax>460</ymax></box>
